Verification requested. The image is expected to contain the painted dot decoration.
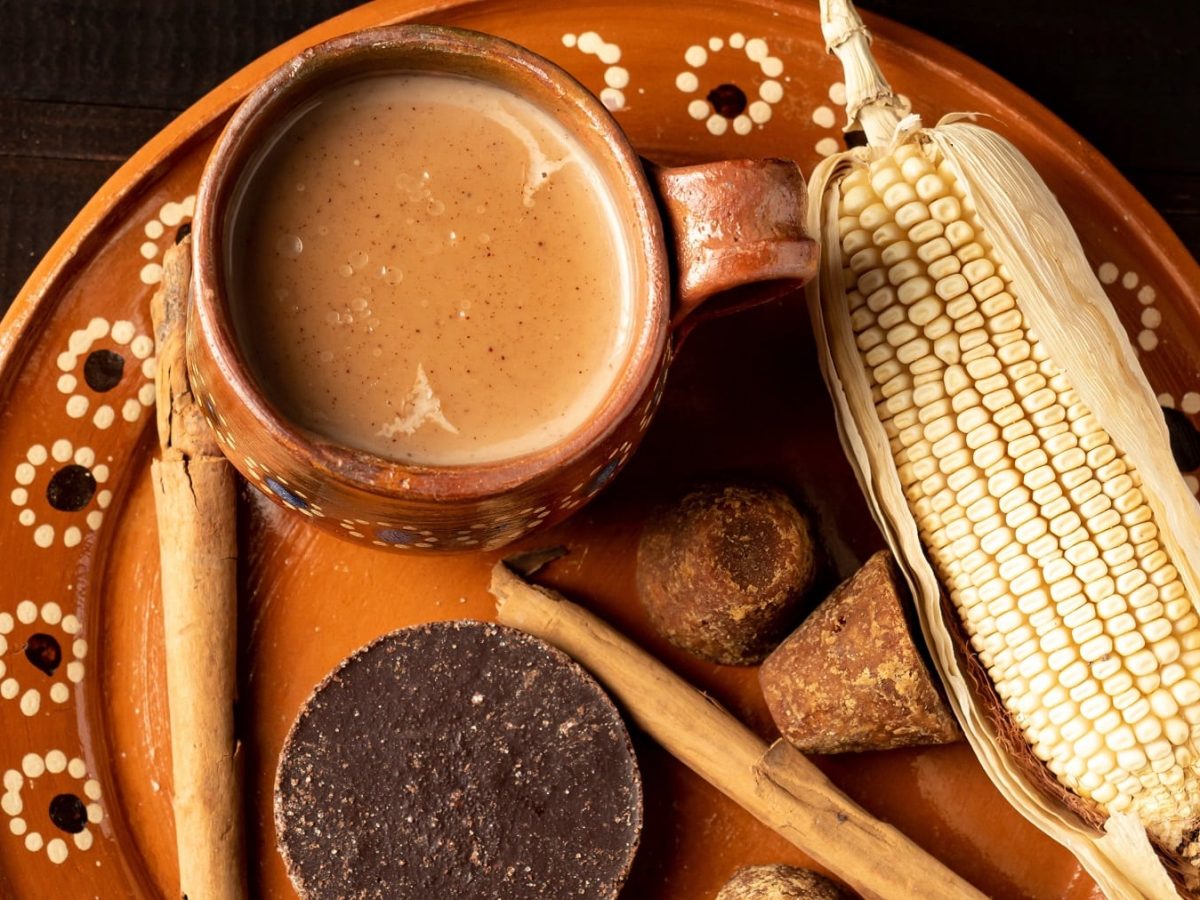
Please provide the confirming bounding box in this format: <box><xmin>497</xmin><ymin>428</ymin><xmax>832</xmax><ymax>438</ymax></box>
<box><xmin>814</xmin><ymin>137</ymin><xmax>840</xmax><ymax>157</ymax></box>
<box><xmin>2</xmin><ymin>752</ymin><xmax>102</xmax><ymax>863</ymax></box>
<box><xmin>818</xmin><ymin>81</ymin><xmax>873</xmax><ymax>155</ymax></box>
<box><xmin>588</xmin><ymin>458</ymin><xmax>623</xmax><ymax>495</ymax></box>
<box><xmin>707</xmin><ymin>83</ymin><xmax>747</xmax><ymax>117</ymax></box>
<box><xmin>676</xmin><ymin>33</ymin><xmax>784</xmax><ymax>135</ymax></box>
<box><xmin>46</xmin><ymin>466</ymin><xmax>96</xmax><ymax>513</ymax></box>
<box><xmin>562</xmin><ymin>440</ymin><xmax>637</xmax><ymax>515</ymax></box>
<box><xmin>1094</xmin><ymin>261</ymin><xmax>1162</xmax><ymax>353</ymax></box>
<box><xmin>23</xmin><ymin>633</ymin><xmax>62</xmax><ymax>677</ymax></box>
<box><xmin>561</xmin><ymin>32</ymin><xmax>628</xmax><ymax>111</ymax></box>
<box><xmin>55</xmin><ymin>317</ymin><xmax>156</xmax><ymax>429</ymax></box>
<box><xmin>11</xmin><ymin>441</ymin><xmax>109</xmax><ymax>549</ymax></box>
<box><xmin>48</xmin><ymin>793</ymin><xmax>87</xmax><ymax>834</ymax></box>
<box><xmin>377</xmin><ymin>527</ymin><xmax>418</xmax><ymax>547</ymax></box>
<box><xmin>265</xmin><ymin>477</ymin><xmax>309</xmax><ymax>512</ymax></box>
<box><xmin>0</xmin><ymin>604</ymin><xmax>84</xmax><ymax>716</ymax></box>
<box><xmin>1096</xmin><ymin>264</ymin><xmax>1196</xmax><ymax>491</ymax></box>
<box><xmin>811</xmin><ymin>105</ymin><xmax>836</xmax><ymax>129</ymax></box>
<box><xmin>82</xmin><ymin>350</ymin><xmax>124</xmax><ymax>393</ymax></box>
<box><xmin>635</xmin><ymin>365</ymin><xmax>669</xmax><ymax>436</ymax></box>
<box><xmin>139</xmin><ymin>195</ymin><xmax>196</xmax><ymax>285</ymax></box>
<box><xmin>812</xmin><ymin>79</ymin><xmax>903</xmax><ymax>157</ymax></box>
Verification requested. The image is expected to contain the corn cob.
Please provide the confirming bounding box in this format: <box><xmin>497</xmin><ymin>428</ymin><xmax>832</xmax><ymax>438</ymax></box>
<box><xmin>810</xmin><ymin>0</ymin><xmax>1200</xmax><ymax>891</ymax></box>
<box><xmin>840</xmin><ymin>143</ymin><xmax>1200</xmax><ymax>845</ymax></box>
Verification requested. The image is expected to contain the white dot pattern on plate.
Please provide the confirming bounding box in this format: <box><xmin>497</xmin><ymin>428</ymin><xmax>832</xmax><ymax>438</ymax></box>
<box><xmin>54</xmin><ymin>316</ymin><xmax>157</xmax><ymax>429</ymax></box>
<box><xmin>1094</xmin><ymin>260</ymin><xmax>1163</xmax><ymax>353</ymax></box>
<box><xmin>138</xmin><ymin>195</ymin><xmax>195</xmax><ymax>284</ymax></box>
<box><xmin>0</xmin><ymin>603</ymin><xmax>85</xmax><ymax>716</ymax></box>
<box><xmin>560</xmin><ymin>32</ymin><xmax>628</xmax><ymax>111</ymax></box>
<box><xmin>10</xmin><ymin>440</ymin><xmax>108</xmax><ymax>549</ymax></box>
<box><xmin>1</xmin><ymin>751</ymin><xmax>101</xmax><ymax>864</ymax></box>
<box><xmin>2</xmin><ymin>21</ymin><xmax>1198</xmax><ymax>896</ymax></box>
<box><xmin>673</xmin><ymin>33</ymin><xmax>784</xmax><ymax>136</ymax></box>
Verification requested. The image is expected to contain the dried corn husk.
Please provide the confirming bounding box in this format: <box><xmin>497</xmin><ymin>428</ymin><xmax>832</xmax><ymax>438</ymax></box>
<box><xmin>808</xmin><ymin>1</ymin><xmax>1200</xmax><ymax>896</ymax></box>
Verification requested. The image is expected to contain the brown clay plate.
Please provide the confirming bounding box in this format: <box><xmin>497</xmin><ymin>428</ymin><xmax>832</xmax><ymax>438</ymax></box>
<box><xmin>2</xmin><ymin>1</ymin><xmax>1197</xmax><ymax>897</ymax></box>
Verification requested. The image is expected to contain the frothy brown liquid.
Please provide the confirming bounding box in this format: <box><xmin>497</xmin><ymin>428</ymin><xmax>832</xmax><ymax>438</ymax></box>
<box><xmin>229</xmin><ymin>73</ymin><xmax>633</xmax><ymax>465</ymax></box>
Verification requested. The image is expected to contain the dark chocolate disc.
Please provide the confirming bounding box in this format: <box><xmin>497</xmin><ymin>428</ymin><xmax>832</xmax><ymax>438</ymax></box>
<box><xmin>275</xmin><ymin>620</ymin><xmax>642</xmax><ymax>900</ymax></box>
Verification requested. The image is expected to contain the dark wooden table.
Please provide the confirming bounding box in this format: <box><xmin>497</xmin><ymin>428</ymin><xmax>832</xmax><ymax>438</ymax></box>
<box><xmin>1</xmin><ymin>0</ymin><xmax>1197</xmax><ymax>310</ymax></box>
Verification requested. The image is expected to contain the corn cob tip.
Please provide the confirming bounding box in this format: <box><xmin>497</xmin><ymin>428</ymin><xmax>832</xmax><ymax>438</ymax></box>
<box><xmin>818</xmin><ymin>0</ymin><xmax>906</xmax><ymax>144</ymax></box>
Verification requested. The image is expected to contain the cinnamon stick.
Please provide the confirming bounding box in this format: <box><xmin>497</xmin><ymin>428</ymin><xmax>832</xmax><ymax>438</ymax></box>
<box><xmin>150</xmin><ymin>238</ymin><xmax>246</xmax><ymax>900</ymax></box>
<box><xmin>490</xmin><ymin>562</ymin><xmax>982</xmax><ymax>900</ymax></box>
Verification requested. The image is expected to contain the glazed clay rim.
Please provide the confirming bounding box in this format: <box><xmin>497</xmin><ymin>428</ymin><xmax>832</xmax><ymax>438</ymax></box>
<box><xmin>191</xmin><ymin>23</ymin><xmax>667</xmax><ymax>503</ymax></box>
<box><xmin>0</xmin><ymin>2</ymin><xmax>1192</xmax><ymax>897</ymax></box>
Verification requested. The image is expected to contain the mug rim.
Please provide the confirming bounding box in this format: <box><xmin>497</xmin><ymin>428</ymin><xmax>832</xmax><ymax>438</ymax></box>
<box><xmin>190</xmin><ymin>24</ymin><xmax>668</xmax><ymax>503</ymax></box>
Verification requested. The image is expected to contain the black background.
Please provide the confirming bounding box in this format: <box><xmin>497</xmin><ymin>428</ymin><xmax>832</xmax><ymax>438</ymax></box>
<box><xmin>1</xmin><ymin>0</ymin><xmax>1197</xmax><ymax>308</ymax></box>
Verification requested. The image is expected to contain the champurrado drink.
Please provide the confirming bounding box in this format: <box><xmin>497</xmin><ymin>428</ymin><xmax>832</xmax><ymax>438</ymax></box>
<box><xmin>229</xmin><ymin>73</ymin><xmax>634</xmax><ymax>465</ymax></box>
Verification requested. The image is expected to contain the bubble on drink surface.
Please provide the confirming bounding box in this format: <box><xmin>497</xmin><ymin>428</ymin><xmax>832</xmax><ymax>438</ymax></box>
<box><xmin>351</xmin><ymin>297</ymin><xmax>370</xmax><ymax>312</ymax></box>
<box><xmin>427</xmin><ymin>198</ymin><xmax>446</xmax><ymax>216</ymax></box>
<box><xmin>320</xmin><ymin>350</ymin><xmax>334</xmax><ymax>363</ymax></box>
<box><xmin>350</xmin><ymin>250</ymin><xmax>369</xmax><ymax>269</ymax></box>
<box><xmin>478</xmin><ymin>233</ymin><xmax>491</xmax><ymax>245</ymax></box>
<box><xmin>296</xmin><ymin>183</ymin><xmax>306</xmax><ymax>192</ymax></box>
<box><xmin>337</xmin><ymin>263</ymin><xmax>354</xmax><ymax>278</ymax></box>
<box><xmin>379</xmin><ymin>266</ymin><xmax>404</xmax><ymax>286</ymax></box>
<box><xmin>325</xmin><ymin>311</ymin><xmax>341</xmax><ymax>326</ymax></box>
<box><xmin>277</xmin><ymin>234</ymin><xmax>304</xmax><ymax>257</ymax></box>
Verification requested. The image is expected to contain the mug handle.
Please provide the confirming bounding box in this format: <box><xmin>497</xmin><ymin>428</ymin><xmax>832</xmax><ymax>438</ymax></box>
<box><xmin>646</xmin><ymin>158</ymin><xmax>819</xmax><ymax>335</ymax></box>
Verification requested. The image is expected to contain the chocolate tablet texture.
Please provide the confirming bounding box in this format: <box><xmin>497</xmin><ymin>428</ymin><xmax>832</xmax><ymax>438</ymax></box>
<box><xmin>275</xmin><ymin>620</ymin><xmax>642</xmax><ymax>899</ymax></box>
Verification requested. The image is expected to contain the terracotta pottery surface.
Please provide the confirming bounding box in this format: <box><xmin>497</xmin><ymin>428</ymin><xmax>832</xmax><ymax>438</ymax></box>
<box><xmin>187</xmin><ymin>23</ymin><xmax>817</xmax><ymax>549</ymax></box>
<box><xmin>1</xmin><ymin>1</ymin><xmax>1196</xmax><ymax>898</ymax></box>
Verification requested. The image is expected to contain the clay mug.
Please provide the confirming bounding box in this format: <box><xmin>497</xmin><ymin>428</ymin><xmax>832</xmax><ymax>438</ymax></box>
<box><xmin>188</xmin><ymin>24</ymin><xmax>818</xmax><ymax>552</ymax></box>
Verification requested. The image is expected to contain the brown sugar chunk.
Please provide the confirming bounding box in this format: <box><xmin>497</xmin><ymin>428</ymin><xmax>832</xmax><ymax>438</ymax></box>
<box><xmin>715</xmin><ymin>864</ymin><xmax>851</xmax><ymax>899</ymax></box>
<box><xmin>636</xmin><ymin>483</ymin><xmax>817</xmax><ymax>665</ymax></box>
<box><xmin>274</xmin><ymin>620</ymin><xmax>642</xmax><ymax>899</ymax></box>
<box><xmin>760</xmin><ymin>550</ymin><xmax>960</xmax><ymax>754</ymax></box>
